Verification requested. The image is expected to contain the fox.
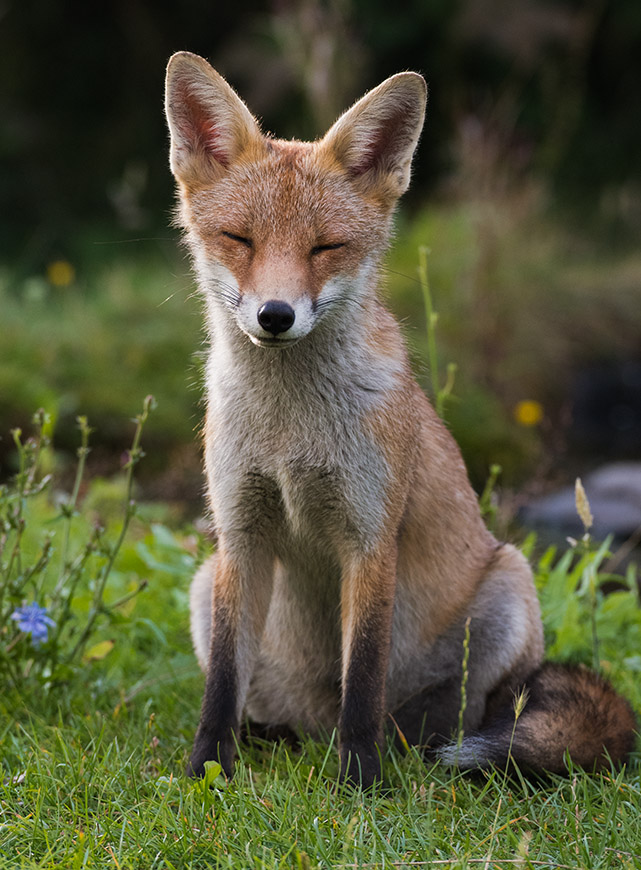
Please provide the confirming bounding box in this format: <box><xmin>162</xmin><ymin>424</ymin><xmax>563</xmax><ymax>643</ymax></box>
<box><xmin>164</xmin><ymin>51</ymin><xmax>637</xmax><ymax>788</ymax></box>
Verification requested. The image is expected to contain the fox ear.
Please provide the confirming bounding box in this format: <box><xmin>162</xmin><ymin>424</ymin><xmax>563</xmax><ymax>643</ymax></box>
<box><xmin>165</xmin><ymin>52</ymin><xmax>263</xmax><ymax>186</ymax></box>
<box><xmin>321</xmin><ymin>73</ymin><xmax>427</xmax><ymax>202</ymax></box>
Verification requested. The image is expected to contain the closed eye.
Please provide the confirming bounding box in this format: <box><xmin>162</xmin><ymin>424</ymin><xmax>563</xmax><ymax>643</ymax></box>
<box><xmin>222</xmin><ymin>231</ymin><xmax>253</xmax><ymax>249</ymax></box>
<box><xmin>311</xmin><ymin>242</ymin><xmax>345</xmax><ymax>256</ymax></box>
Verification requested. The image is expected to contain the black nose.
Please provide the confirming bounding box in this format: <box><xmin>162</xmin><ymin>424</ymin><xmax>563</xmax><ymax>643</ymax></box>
<box><xmin>257</xmin><ymin>300</ymin><xmax>295</xmax><ymax>335</ymax></box>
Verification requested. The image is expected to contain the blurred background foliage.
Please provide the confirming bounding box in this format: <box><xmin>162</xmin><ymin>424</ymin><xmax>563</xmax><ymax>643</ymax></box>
<box><xmin>1</xmin><ymin>0</ymin><xmax>641</xmax><ymax>513</ymax></box>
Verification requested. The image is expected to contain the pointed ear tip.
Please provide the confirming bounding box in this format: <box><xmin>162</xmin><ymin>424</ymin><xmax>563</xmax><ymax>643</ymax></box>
<box><xmin>371</xmin><ymin>72</ymin><xmax>427</xmax><ymax>113</ymax></box>
<box><xmin>394</xmin><ymin>71</ymin><xmax>428</xmax><ymax>99</ymax></box>
<box><xmin>166</xmin><ymin>51</ymin><xmax>211</xmax><ymax>79</ymax></box>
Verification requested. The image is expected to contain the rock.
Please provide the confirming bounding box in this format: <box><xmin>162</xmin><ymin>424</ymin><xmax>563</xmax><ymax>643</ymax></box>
<box><xmin>520</xmin><ymin>462</ymin><xmax>641</xmax><ymax>540</ymax></box>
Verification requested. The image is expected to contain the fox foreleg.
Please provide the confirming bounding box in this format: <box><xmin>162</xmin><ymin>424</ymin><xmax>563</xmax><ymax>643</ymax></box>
<box><xmin>187</xmin><ymin>545</ymin><xmax>273</xmax><ymax>778</ymax></box>
<box><xmin>338</xmin><ymin>543</ymin><xmax>397</xmax><ymax>788</ymax></box>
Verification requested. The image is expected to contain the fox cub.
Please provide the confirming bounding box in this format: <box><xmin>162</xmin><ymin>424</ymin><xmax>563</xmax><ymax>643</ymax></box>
<box><xmin>164</xmin><ymin>52</ymin><xmax>636</xmax><ymax>787</ymax></box>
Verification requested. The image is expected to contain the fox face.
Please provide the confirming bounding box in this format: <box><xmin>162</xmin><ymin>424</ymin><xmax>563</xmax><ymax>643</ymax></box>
<box><xmin>165</xmin><ymin>53</ymin><xmax>426</xmax><ymax>348</ymax></box>
<box><xmin>184</xmin><ymin>148</ymin><xmax>386</xmax><ymax>347</ymax></box>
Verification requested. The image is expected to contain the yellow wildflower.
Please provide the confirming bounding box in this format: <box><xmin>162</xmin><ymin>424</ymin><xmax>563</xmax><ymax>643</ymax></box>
<box><xmin>47</xmin><ymin>260</ymin><xmax>76</xmax><ymax>287</ymax></box>
<box><xmin>514</xmin><ymin>399</ymin><xmax>543</xmax><ymax>427</ymax></box>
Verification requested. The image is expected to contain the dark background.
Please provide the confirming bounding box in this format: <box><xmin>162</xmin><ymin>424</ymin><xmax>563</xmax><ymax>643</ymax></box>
<box><xmin>3</xmin><ymin>0</ymin><xmax>640</xmax><ymax>266</ymax></box>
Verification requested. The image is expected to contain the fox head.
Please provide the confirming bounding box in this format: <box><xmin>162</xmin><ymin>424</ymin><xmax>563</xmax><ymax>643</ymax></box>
<box><xmin>165</xmin><ymin>53</ymin><xmax>426</xmax><ymax>348</ymax></box>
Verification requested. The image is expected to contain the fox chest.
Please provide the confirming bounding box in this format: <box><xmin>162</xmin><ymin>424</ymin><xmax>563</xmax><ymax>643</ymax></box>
<box><xmin>206</xmin><ymin>391</ymin><xmax>390</xmax><ymax>553</ymax></box>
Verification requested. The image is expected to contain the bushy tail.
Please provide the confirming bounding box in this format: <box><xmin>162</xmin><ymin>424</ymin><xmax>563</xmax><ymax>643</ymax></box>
<box><xmin>437</xmin><ymin>663</ymin><xmax>637</xmax><ymax>774</ymax></box>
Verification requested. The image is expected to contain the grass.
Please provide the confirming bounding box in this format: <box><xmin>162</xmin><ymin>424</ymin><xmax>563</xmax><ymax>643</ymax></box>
<box><xmin>0</xmin><ymin>415</ymin><xmax>640</xmax><ymax>868</ymax></box>
<box><xmin>2</xmin><ymin>691</ymin><xmax>640</xmax><ymax>868</ymax></box>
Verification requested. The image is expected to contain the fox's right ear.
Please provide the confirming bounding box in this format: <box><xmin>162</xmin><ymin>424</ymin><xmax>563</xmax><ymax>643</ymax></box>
<box><xmin>165</xmin><ymin>52</ymin><xmax>263</xmax><ymax>187</ymax></box>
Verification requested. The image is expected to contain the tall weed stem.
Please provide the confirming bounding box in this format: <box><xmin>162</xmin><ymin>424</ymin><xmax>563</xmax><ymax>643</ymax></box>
<box><xmin>67</xmin><ymin>396</ymin><xmax>155</xmax><ymax>663</ymax></box>
<box><xmin>455</xmin><ymin>616</ymin><xmax>472</xmax><ymax>760</ymax></box>
<box><xmin>418</xmin><ymin>246</ymin><xmax>457</xmax><ymax>419</ymax></box>
<box><xmin>54</xmin><ymin>416</ymin><xmax>92</xmax><ymax>599</ymax></box>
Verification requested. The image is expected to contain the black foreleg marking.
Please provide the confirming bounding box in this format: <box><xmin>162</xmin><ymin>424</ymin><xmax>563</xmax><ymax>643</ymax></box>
<box><xmin>188</xmin><ymin>601</ymin><xmax>239</xmax><ymax>778</ymax></box>
<box><xmin>339</xmin><ymin>611</ymin><xmax>388</xmax><ymax>788</ymax></box>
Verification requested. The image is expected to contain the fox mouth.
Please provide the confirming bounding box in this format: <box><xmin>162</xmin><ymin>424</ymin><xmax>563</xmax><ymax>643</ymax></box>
<box><xmin>249</xmin><ymin>335</ymin><xmax>301</xmax><ymax>349</ymax></box>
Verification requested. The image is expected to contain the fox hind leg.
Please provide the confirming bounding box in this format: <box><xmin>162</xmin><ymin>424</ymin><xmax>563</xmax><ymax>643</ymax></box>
<box><xmin>389</xmin><ymin>544</ymin><xmax>544</xmax><ymax>753</ymax></box>
<box><xmin>189</xmin><ymin>555</ymin><xmax>215</xmax><ymax>673</ymax></box>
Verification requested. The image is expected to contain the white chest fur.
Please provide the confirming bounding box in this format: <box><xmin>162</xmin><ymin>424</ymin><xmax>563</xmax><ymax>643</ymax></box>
<box><xmin>204</xmin><ymin>317</ymin><xmax>397</xmax><ymax>556</ymax></box>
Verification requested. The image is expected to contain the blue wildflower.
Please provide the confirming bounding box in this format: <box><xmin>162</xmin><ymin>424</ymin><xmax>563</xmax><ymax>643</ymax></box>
<box><xmin>10</xmin><ymin>602</ymin><xmax>55</xmax><ymax>646</ymax></box>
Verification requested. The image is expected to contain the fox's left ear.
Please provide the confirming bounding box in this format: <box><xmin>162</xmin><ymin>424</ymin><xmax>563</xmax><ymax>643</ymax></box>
<box><xmin>321</xmin><ymin>73</ymin><xmax>427</xmax><ymax>203</ymax></box>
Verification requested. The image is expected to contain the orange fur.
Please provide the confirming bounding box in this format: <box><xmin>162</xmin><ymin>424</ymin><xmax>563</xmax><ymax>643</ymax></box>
<box><xmin>165</xmin><ymin>53</ymin><xmax>637</xmax><ymax>787</ymax></box>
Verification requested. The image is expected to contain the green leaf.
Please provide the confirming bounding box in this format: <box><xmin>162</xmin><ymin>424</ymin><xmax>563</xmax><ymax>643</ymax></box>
<box><xmin>82</xmin><ymin>639</ymin><xmax>115</xmax><ymax>662</ymax></box>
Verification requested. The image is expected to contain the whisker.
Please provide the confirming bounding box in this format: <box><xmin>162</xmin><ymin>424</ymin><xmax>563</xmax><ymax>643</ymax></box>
<box><xmin>315</xmin><ymin>297</ymin><xmax>340</xmax><ymax>310</ymax></box>
<box><xmin>155</xmin><ymin>280</ymin><xmax>198</xmax><ymax>308</ymax></box>
<box><xmin>218</xmin><ymin>291</ymin><xmax>240</xmax><ymax>307</ymax></box>
<box><xmin>92</xmin><ymin>236</ymin><xmax>177</xmax><ymax>245</ymax></box>
<box><xmin>381</xmin><ymin>265</ymin><xmax>422</xmax><ymax>285</ymax></box>
<box><xmin>207</xmin><ymin>277</ymin><xmax>241</xmax><ymax>308</ymax></box>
